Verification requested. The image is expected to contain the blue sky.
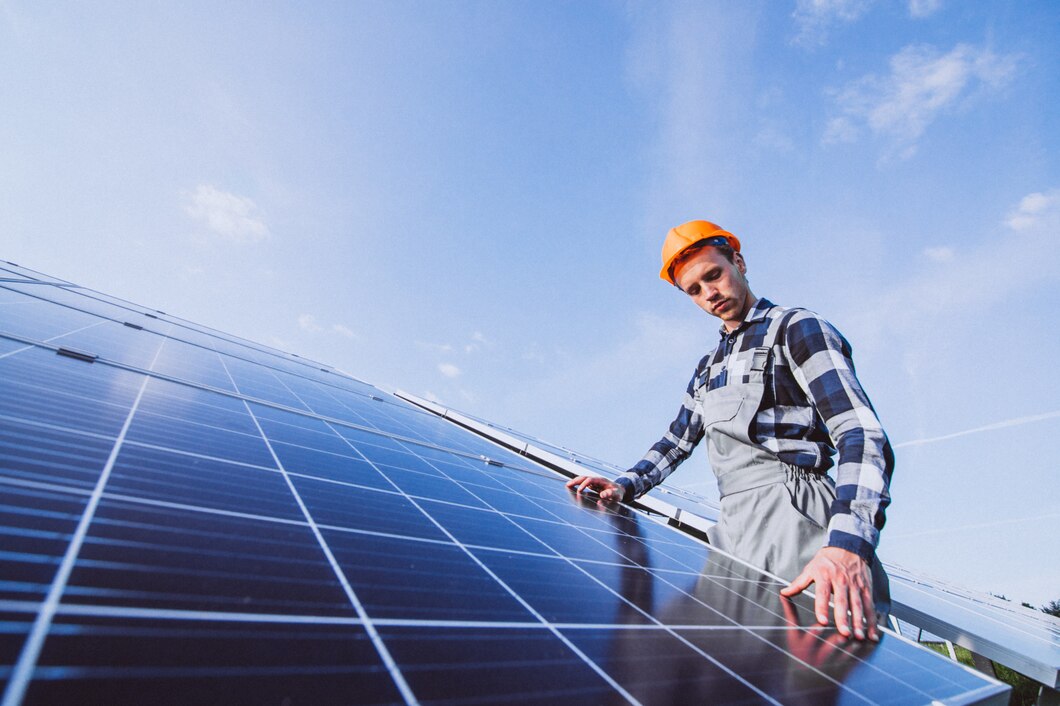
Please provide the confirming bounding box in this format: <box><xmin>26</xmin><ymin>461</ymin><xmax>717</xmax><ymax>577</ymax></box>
<box><xmin>3</xmin><ymin>0</ymin><xmax>1058</xmax><ymax>608</ymax></box>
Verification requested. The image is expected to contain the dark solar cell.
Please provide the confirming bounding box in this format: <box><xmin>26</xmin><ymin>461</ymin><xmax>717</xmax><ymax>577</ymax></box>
<box><xmin>69</xmin><ymin>500</ymin><xmax>353</xmax><ymax>616</ymax></box>
<box><xmin>0</xmin><ymin>420</ymin><xmax>114</xmax><ymax>489</ymax></box>
<box><xmin>373</xmin><ymin>465</ymin><xmax>490</xmax><ymax>508</ymax></box>
<box><xmin>1</xmin><ymin>487</ymin><xmax>86</xmax><ymax>603</ymax></box>
<box><xmin>26</xmin><ymin>617</ymin><xmax>403</xmax><ymax>706</ymax></box>
<box><xmin>322</xmin><ymin>531</ymin><xmax>533</xmax><ymax>622</ymax></box>
<box><xmin>291</xmin><ymin>476</ymin><xmax>451</xmax><ymax>541</ymax></box>
<box><xmin>380</xmin><ymin>626</ymin><xmax>618</xmax><ymax>705</ymax></box>
<box><xmin>107</xmin><ymin>445</ymin><xmax>300</xmax><ymax>519</ymax></box>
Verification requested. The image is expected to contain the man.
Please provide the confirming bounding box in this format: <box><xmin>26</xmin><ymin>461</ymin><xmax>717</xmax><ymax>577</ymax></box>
<box><xmin>567</xmin><ymin>219</ymin><xmax>892</xmax><ymax>642</ymax></box>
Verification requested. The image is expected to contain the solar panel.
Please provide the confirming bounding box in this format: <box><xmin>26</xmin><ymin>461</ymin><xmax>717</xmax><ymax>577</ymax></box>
<box><xmin>886</xmin><ymin>565</ymin><xmax>1060</xmax><ymax>688</ymax></box>
<box><xmin>398</xmin><ymin>379</ymin><xmax>1060</xmax><ymax>695</ymax></box>
<box><xmin>1</xmin><ymin>261</ymin><xmax>1010</xmax><ymax>705</ymax></box>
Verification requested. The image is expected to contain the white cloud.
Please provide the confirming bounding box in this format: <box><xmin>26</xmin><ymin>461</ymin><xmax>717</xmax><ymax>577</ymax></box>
<box><xmin>331</xmin><ymin>323</ymin><xmax>355</xmax><ymax>339</ymax></box>
<box><xmin>298</xmin><ymin>313</ymin><xmax>323</xmax><ymax>333</ymax></box>
<box><xmin>822</xmin><ymin>116</ymin><xmax>859</xmax><ymax>144</ymax></box>
<box><xmin>299</xmin><ymin>315</ymin><xmax>358</xmax><ymax>339</ymax></box>
<box><xmin>267</xmin><ymin>336</ymin><xmax>292</xmax><ymax>351</ymax></box>
<box><xmin>422</xmin><ymin>332</ymin><xmax>492</xmax><ymax>355</ymax></box>
<box><xmin>753</xmin><ymin>124</ymin><xmax>795</xmax><ymax>153</ymax></box>
<box><xmin>417</xmin><ymin>341</ymin><xmax>455</xmax><ymax>354</ymax></box>
<box><xmin>908</xmin><ymin>0</ymin><xmax>942</xmax><ymax>18</ymax></box>
<box><xmin>844</xmin><ymin>188</ymin><xmax>1059</xmax><ymax>341</ymax></box>
<box><xmin>438</xmin><ymin>363</ymin><xmax>461</xmax><ymax>378</ymax></box>
<box><xmin>464</xmin><ymin>330</ymin><xmax>492</xmax><ymax>353</ymax></box>
<box><xmin>792</xmin><ymin>0</ymin><xmax>872</xmax><ymax>47</ymax></box>
<box><xmin>1006</xmin><ymin>189</ymin><xmax>1060</xmax><ymax>231</ymax></box>
<box><xmin>922</xmin><ymin>246</ymin><xmax>954</xmax><ymax>262</ymax></box>
<box><xmin>827</xmin><ymin>43</ymin><xmax>1020</xmax><ymax>160</ymax></box>
<box><xmin>183</xmin><ymin>184</ymin><xmax>269</xmax><ymax>242</ymax></box>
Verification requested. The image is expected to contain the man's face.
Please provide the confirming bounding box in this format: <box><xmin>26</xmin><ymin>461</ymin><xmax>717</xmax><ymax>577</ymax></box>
<box><xmin>673</xmin><ymin>246</ymin><xmax>754</xmax><ymax>330</ymax></box>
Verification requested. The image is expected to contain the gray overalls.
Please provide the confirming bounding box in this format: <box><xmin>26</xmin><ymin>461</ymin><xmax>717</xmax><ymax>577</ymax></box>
<box><xmin>698</xmin><ymin>308</ymin><xmax>890</xmax><ymax>613</ymax></box>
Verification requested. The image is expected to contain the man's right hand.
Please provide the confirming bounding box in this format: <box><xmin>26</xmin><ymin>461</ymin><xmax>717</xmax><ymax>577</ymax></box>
<box><xmin>565</xmin><ymin>475</ymin><xmax>625</xmax><ymax>502</ymax></box>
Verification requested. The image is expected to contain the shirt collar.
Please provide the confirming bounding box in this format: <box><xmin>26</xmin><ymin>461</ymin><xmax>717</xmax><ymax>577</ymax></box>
<box><xmin>717</xmin><ymin>297</ymin><xmax>774</xmax><ymax>337</ymax></box>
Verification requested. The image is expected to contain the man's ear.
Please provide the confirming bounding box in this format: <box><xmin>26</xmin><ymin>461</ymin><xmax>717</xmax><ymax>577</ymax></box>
<box><xmin>734</xmin><ymin>251</ymin><xmax>747</xmax><ymax>275</ymax></box>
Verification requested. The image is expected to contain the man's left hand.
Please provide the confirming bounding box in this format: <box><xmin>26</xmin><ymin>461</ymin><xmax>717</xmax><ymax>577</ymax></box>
<box><xmin>779</xmin><ymin>546</ymin><xmax>879</xmax><ymax>641</ymax></box>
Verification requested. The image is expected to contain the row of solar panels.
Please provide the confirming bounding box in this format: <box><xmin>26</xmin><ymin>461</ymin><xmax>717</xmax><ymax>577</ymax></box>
<box><xmin>0</xmin><ymin>260</ymin><xmax>1040</xmax><ymax>704</ymax></box>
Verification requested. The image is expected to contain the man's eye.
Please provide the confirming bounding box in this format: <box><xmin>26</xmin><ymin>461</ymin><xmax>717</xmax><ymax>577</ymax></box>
<box><xmin>687</xmin><ymin>285</ymin><xmax>700</xmax><ymax>296</ymax></box>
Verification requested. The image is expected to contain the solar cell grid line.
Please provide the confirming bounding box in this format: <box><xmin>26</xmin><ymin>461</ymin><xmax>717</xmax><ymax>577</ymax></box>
<box><xmin>2</xmin><ymin>326</ymin><xmax>169</xmax><ymax>706</ymax></box>
<box><xmin>0</xmin><ymin>262</ymin><xmax>77</xmax><ymax>285</ymax></box>
<box><xmin>395</xmin><ymin>393</ymin><xmax>725</xmax><ymax>528</ymax></box>
<box><xmin>352</xmin><ymin>440</ymin><xmax>941</xmax><ymax>706</ymax></box>
<box><xmin>0</xmin><ymin>317</ymin><xmax>107</xmax><ymax>362</ymax></box>
<box><xmin>0</xmin><ymin>269</ymin><xmax>303</xmax><ymax>371</ymax></box>
<box><xmin>336</xmin><ymin>431</ymin><xmax>806</xmax><ymax>705</ymax></box>
<box><xmin>0</xmin><ymin>292</ymin><xmax>546</xmax><ymax>483</ymax></box>
<box><xmin>415</xmin><ymin>396</ymin><xmax>1052</xmax><ymax>695</ymax></box>
<box><xmin>315</xmin><ymin>426</ymin><xmax>647</xmax><ymax>705</ymax></box>
<box><xmin>390</xmin><ymin>400</ymin><xmax>1009</xmax><ymax>699</ymax></box>
<box><xmin>0</xmin><ymin>326</ymin><xmax>508</xmax><ymax>486</ymax></box>
<box><xmin>56</xmin><ymin>284</ymin><xmax>377</xmax><ymax>394</ymax></box>
<box><xmin>214</xmin><ymin>353</ymin><xmax>419</xmax><ymax>706</ymax></box>
<box><xmin>395</xmin><ymin>450</ymin><xmax>873</xmax><ymax>704</ymax></box>
<box><xmin>261</xmin><ymin>365</ymin><xmax>537</xmax><ymax>483</ymax></box>
<box><xmin>0</xmin><ymin>279</ymin><xmax>383</xmax><ymax>411</ymax></box>
<box><xmin>261</xmin><ymin>358</ymin><xmax>645</xmax><ymax>705</ymax></box>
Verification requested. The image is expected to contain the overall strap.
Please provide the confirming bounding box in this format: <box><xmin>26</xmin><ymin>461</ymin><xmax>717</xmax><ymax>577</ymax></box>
<box><xmin>746</xmin><ymin>307</ymin><xmax>802</xmax><ymax>377</ymax></box>
<box><xmin>762</xmin><ymin>306</ymin><xmax>803</xmax><ymax>350</ymax></box>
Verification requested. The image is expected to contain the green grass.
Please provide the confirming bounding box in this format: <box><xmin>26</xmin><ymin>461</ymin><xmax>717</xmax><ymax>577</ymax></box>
<box><xmin>920</xmin><ymin>642</ymin><xmax>1042</xmax><ymax>706</ymax></box>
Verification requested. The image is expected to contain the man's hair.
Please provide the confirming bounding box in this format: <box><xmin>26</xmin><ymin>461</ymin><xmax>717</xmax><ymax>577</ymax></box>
<box><xmin>669</xmin><ymin>239</ymin><xmax>736</xmax><ymax>285</ymax></box>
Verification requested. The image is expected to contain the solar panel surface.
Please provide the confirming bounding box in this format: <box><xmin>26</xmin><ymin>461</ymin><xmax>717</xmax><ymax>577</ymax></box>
<box><xmin>1</xmin><ymin>262</ymin><xmax>1009</xmax><ymax>705</ymax></box>
<box><xmin>402</xmin><ymin>389</ymin><xmax>1060</xmax><ymax>692</ymax></box>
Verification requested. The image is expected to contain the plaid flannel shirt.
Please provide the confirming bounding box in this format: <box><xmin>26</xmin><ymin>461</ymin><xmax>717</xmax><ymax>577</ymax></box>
<box><xmin>615</xmin><ymin>298</ymin><xmax>893</xmax><ymax>561</ymax></box>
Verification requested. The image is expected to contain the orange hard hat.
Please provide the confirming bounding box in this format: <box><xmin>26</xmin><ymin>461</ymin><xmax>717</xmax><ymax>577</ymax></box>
<box><xmin>659</xmin><ymin>220</ymin><xmax>741</xmax><ymax>285</ymax></box>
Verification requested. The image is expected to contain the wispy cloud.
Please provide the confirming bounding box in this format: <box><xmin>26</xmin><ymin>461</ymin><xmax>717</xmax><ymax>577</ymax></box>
<box><xmin>922</xmin><ymin>246</ymin><xmax>954</xmax><ymax>262</ymax></box>
<box><xmin>893</xmin><ymin>410</ymin><xmax>1060</xmax><ymax>449</ymax></box>
<box><xmin>887</xmin><ymin>511</ymin><xmax>1060</xmax><ymax>539</ymax></box>
<box><xmin>826</xmin><ymin>43</ymin><xmax>1020</xmax><ymax>160</ymax></box>
<box><xmin>1006</xmin><ymin>189</ymin><xmax>1060</xmax><ymax>231</ymax></box>
<box><xmin>438</xmin><ymin>363</ymin><xmax>461</xmax><ymax>379</ymax></box>
<box><xmin>417</xmin><ymin>341</ymin><xmax>455</xmax><ymax>354</ymax></box>
<box><xmin>792</xmin><ymin>0</ymin><xmax>872</xmax><ymax>48</ymax></box>
<box><xmin>267</xmin><ymin>336</ymin><xmax>292</xmax><ymax>351</ymax></box>
<box><xmin>331</xmin><ymin>323</ymin><xmax>355</xmax><ymax>339</ymax></box>
<box><xmin>183</xmin><ymin>184</ymin><xmax>269</xmax><ymax>242</ymax></box>
<box><xmin>465</xmin><ymin>331</ymin><xmax>492</xmax><ymax>353</ymax></box>
<box><xmin>420</xmin><ymin>331</ymin><xmax>492</xmax><ymax>355</ymax></box>
<box><xmin>907</xmin><ymin>0</ymin><xmax>942</xmax><ymax>18</ymax></box>
<box><xmin>835</xmin><ymin>185</ymin><xmax>1060</xmax><ymax>373</ymax></box>
<box><xmin>298</xmin><ymin>313</ymin><xmax>322</xmax><ymax>333</ymax></box>
<box><xmin>298</xmin><ymin>314</ymin><xmax>356</xmax><ymax>339</ymax></box>
<box><xmin>846</xmin><ymin>187</ymin><xmax>1059</xmax><ymax>339</ymax></box>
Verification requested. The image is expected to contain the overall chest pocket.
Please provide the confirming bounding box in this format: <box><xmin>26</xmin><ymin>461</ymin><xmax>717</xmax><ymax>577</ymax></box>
<box><xmin>699</xmin><ymin>389</ymin><xmax>744</xmax><ymax>428</ymax></box>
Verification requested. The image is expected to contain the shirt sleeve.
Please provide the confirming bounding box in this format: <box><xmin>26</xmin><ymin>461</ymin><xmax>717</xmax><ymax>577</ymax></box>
<box><xmin>615</xmin><ymin>366</ymin><xmax>706</xmax><ymax>501</ymax></box>
<box><xmin>783</xmin><ymin>311</ymin><xmax>894</xmax><ymax>562</ymax></box>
